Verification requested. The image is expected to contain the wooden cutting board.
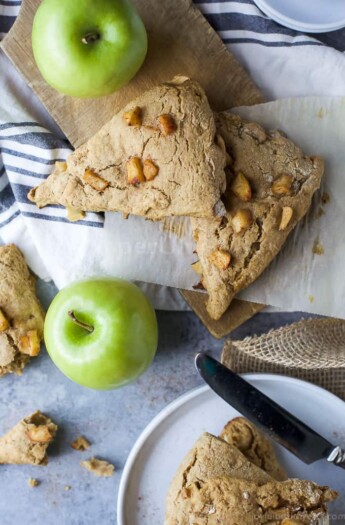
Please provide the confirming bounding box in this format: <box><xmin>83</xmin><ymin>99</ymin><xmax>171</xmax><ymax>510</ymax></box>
<box><xmin>1</xmin><ymin>0</ymin><xmax>265</xmax><ymax>337</ymax></box>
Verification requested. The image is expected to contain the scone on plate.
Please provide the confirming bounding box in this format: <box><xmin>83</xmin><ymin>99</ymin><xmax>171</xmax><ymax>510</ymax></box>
<box><xmin>28</xmin><ymin>77</ymin><xmax>226</xmax><ymax>221</ymax></box>
<box><xmin>0</xmin><ymin>244</ymin><xmax>45</xmax><ymax>377</ymax></box>
<box><xmin>165</xmin><ymin>422</ymin><xmax>337</xmax><ymax>525</ymax></box>
<box><xmin>192</xmin><ymin>112</ymin><xmax>324</xmax><ymax>320</ymax></box>
<box><xmin>220</xmin><ymin>416</ymin><xmax>286</xmax><ymax>481</ymax></box>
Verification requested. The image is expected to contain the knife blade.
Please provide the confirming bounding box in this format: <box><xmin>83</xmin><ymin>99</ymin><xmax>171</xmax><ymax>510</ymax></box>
<box><xmin>195</xmin><ymin>352</ymin><xmax>345</xmax><ymax>469</ymax></box>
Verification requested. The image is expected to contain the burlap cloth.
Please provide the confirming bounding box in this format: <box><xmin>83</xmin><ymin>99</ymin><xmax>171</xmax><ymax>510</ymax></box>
<box><xmin>221</xmin><ymin>318</ymin><xmax>345</xmax><ymax>400</ymax></box>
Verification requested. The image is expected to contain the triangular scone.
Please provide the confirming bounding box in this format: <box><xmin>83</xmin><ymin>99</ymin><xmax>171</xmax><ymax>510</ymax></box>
<box><xmin>220</xmin><ymin>417</ymin><xmax>286</xmax><ymax>481</ymax></box>
<box><xmin>0</xmin><ymin>411</ymin><xmax>57</xmax><ymax>466</ymax></box>
<box><xmin>168</xmin><ymin>477</ymin><xmax>337</xmax><ymax>525</ymax></box>
<box><xmin>0</xmin><ymin>245</ymin><xmax>45</xmax><ymax>377</ymax></box>
<box><xmin>28</xmin><ymin>77</ymin><xmax>226</xmax><ymax>220</ymax></box>
<box><xmin>191</xmin><ymin>112</ymin><xmax>324</xmax><ymax>320</ymax></box>
<box><xmin>165</xmin><ymin>433</ymin><xmax>272</xmax><ymax>524</ymax></box>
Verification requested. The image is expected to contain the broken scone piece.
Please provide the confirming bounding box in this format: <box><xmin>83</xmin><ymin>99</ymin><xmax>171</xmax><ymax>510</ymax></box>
<box><xmin>0</xmin><ymin>411</ymin><xmax>57</xmax><ymax>466</ymax></box>
<box><xmin>0</xmin><ymin>244</ymin><xmax>45</xmax><ymax>377</ymax></box>
<box><xmin>28</xmin><ymin>77</ymin><xmax>226</xmax><ymax>220</ymax></box>
<box><xmin>220</xmin><ymin>417</ymin><xmax>286</xmax><ymax>481</ymax></box>
<box><xmin>81</xmin><ymin>457</ymin><xmax>115</xmax><ymax>477</ymax></box>
<box><xmin>191</xmin><ymin>112</ymin><xmax>324</xmax><ymax>320</ymax></box>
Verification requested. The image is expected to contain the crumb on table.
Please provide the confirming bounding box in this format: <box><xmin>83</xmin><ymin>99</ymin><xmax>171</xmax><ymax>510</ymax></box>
<box><xmin>80</xmin><ymin>457</ymin><xmax>115</xmax><ymax>477</ymax></box>
<box><xmin>28</xmin><ymin>478</ymin><xmax>39</xmax><ymax>488</ymax></box>
<box><xmin>71</xmin><ymin>435</ymin><xmax>91</xmax><ymax>451</ymax></box>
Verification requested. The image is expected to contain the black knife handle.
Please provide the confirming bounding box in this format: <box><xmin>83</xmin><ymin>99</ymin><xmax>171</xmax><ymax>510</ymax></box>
<box><xmin>327</xmin><ymin>446</ymin><xmax>345</xmax><ymax>469</ymax></box>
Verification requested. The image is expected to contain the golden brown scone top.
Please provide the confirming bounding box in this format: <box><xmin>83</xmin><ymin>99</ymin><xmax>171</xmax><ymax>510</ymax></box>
<box><xmin>28</xmin><ymin>77</ymin><xmax>226</xmax><ymax>221</ymax></box>
<box><xmin>0</xmin><ymin>244</ymin><xmax>45</xmax><ymax>377</ymax></box>
<box><xmin>192</xmin><ymin>112</ymin><xmax>324</xmax><ymax>320</ymax></box>
<box><xmin>220</xmin><ymin>417</ymin><xmax>286</xmax><ymax>481</ymax></box>
<box><xmin>0</xmin><ymin>411</ymin><xmax>57</xmax><ymax>466</ymax></box>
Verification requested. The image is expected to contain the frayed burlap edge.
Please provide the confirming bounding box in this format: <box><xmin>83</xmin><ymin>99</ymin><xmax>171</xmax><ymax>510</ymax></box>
<box><xmin>221</xmin><ymin>318</ymin><xmax>345</xmax><ymax>400</ymax></box>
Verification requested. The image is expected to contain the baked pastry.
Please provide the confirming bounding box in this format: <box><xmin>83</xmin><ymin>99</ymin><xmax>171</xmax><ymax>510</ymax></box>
<box><xmin>220</xmin><ymin>417</ymin><xmax>286</xmax><ymax>480</ymax></box>
<box><xmin>165</xmin><ymin>432</ymin><xmax>272</xmax><ymax>522</ymax></box>
<box><xmin>0</xmin><ymin>244</ymin><xmax>45</xmax><ymax>377</ymax></box>
<box><xmin>165</xmin><ymin>427</ymin><xmax>337</xmax><ymax>525</ymax></box>
<box><xmin>28</xmin><ymin>77</ymin><xmax>226</xmax><ymax>220</ymax></box>
<box><xmin>170</xmin><ymin>476</ymin><xmax>337</xmax><ymax>525</ymax></box>
<box><xmin>0</xmin><ymin>411</ymin><xmax>57</xmax><ymax>466</ymax></box>
<box><xmin>191</xmin><ymin>112</ymin><xmax>324</xmax><ymax>320</ymax></box>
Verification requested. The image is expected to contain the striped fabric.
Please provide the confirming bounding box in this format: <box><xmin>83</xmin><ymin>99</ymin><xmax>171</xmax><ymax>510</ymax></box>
<box><xmin>0</xmin><ymin>0</ymin><xmax>345</xmax><ymax>299</ymax></box>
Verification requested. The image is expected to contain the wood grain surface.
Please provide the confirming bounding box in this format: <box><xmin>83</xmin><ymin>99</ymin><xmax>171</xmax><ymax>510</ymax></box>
<box><xmin>1</xmin><ymin>0</ymin><xmax>265</xmax><ymax>337</ymax></box>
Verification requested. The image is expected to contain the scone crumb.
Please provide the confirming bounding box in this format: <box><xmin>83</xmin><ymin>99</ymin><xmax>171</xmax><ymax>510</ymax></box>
<box><xmin>28</xmin><ymin>478</ymin><xmax>39</xmax><ymax>488</ymax></box>
<box><xmin>71</xmin><ymin>435</ymin><xmax>91</xmax><ymax>451</ymax></box>
<box><xmin>81</xmin><ymin>457</ymin><xmax>115</xmax><ymax>477</ymax></box>
<box><xmin>312</xmin><ymin>240</ymin><xmax>324</xmax><ymax>255</ymax></box>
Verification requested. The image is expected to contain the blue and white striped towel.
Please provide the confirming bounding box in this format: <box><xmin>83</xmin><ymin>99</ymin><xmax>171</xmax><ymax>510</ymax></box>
<box><xmin>1</xmin><ymin>0</ymin><xmax>345</xmax><ymax>309</ymax></box>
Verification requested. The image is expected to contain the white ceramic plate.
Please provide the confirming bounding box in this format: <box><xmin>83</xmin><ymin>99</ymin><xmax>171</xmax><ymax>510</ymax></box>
<box><xmin>253</xmin><ymin>0</ymin><xmax>345</xmax><ymax>33</ymax></box>
<box><xmin>117</xmin><ymin>375</ymin><xmax>345</xmax><ymax>524</ymax></box>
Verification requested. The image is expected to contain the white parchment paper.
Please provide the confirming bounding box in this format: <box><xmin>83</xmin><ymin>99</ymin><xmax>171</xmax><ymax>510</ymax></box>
<box><xmin>234</xmin><ymin>96</ymin><xmax>345</xmax><ymax>318</ymax></box>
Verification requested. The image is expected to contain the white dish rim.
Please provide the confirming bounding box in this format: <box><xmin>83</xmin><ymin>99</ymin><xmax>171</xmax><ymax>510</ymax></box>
<box><xmin>253</xmin><ymin>0</ymin><xmax>345</xmax><ymax>33</ymax></box>
<box><xmin>117</xmin><ymin>373</ymin><xmax>345</xmax><ymax>524</ymax></box>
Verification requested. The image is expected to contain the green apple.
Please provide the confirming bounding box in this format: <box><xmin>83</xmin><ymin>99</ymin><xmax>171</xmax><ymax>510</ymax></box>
<box><xmin>32</xmin><ymin>0</ymin><xmax>147</xmax><ymax>97</ymax></box>
<box><xmin>44</xmin><ymin>279</ymin><xmax>158</xmax><ymax>389</ymax></box>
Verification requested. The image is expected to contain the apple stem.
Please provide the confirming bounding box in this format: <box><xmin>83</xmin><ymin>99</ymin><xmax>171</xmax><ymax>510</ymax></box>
<box><xmin>81</xmin><ymin>32</ymin><xmax>101</xmax><ymax>45</ymax></box>
<box><xmin>68</xmin><ymin>310</ymin><xmax>94</xmax><ymax>333</ymax></box>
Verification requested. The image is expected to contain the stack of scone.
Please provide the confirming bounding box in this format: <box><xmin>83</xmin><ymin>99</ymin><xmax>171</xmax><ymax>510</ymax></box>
<box><xmin>165</xmin><ymin>417</ymin><xmax>337</xmax><ymax>524</ymax></box>
<box><xmin>28</xmin><ymin>77</ymin><xmax>324</xmax><ymax>320</ymax></box>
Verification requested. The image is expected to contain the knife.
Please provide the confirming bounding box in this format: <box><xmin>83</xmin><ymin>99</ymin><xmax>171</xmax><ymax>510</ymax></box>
<box><xmin>195</xmin><ymin>353</ymin><xmax>345</xmax><ymax>469</ymax></box>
